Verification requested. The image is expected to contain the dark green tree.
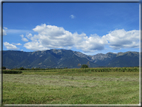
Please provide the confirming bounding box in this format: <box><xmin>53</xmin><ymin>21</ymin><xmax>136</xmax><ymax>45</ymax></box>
<box><xmin>2</xmin><ymin>67</ymin><xmax>6</xmax><ymax>69</ymax></box>
<box><xmin>19</xmin><ymin>67</ymin><xmax>25</xmax><ymax>70</ymax></box>
<box><xmin>81</xmin><ymin>64</ymin><xmax>88</xmax><ymax>68</ymax></box>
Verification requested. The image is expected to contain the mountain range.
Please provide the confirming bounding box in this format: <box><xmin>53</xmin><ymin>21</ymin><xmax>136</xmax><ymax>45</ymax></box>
<box><xmin>3</xmin><ymin>49</ymin><xmax>139</xmax><ymax>69</ymax></box>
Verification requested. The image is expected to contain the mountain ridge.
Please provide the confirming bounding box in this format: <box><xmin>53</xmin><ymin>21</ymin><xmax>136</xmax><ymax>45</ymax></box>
<box><xmin>3</xmin><ymin>49</ymin><xmax>139</xmax><ymax>69</ymax></box>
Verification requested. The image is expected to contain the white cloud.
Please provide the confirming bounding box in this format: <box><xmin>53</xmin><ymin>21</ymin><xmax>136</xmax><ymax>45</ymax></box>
<box><xmin>3</xmin><ymin>29</ymin><xmax>7</xmax><ymax>36</ymax></box>
<box><xmin>74</xmin><ymin>33</ymin><xmax>108</xmax><ymax>52</ymax></box>
<box><xmin>20</xmin><ymin>34</ymin><xmax>24</xmax><ymax>38</ymax></box>
<box><xmin>0</xmin><ymin>27</ymin><xmax>7</xmax><ymax>36</ymax></box>
<box><xmin>22</xmin><ymin>38</ymin><xmax>28</xmax><ymax>42</ymax></box>
<box><xmin>3</xmin><ymin>27</ymin><xmax>7</xmax><ymax>35</ymax></box>
<box><xmin>104</xmin><ymin>29</ymin><xmax>139</xmax><ymax>50</ymax></box>
<box><xmin>4</xmin><ymin>42</ymin><xmax>19</xmax><ymax>50</ymax></box>
<box><xmin>24</xmin><ymin>24</ymin><xmax>74</xmax><ymax>50</ymax></box>
<box><xmin>70</xmin><ymin>15</ymin><xmax>75</xmax><ymax>19</ymax></box>
<box><xmin>26</xmin><ymin>33</ymin><xmax>32</xmax><ymax>39</ymax></box>
<box><xmin>23</xmin><ymin>24</ymin><xmax>139</xmax><ymax>53</ymax></box>
<box><xmin>1</xmin><ymin>27</ymin><xmax>31</xmax><ymax>36</ymax></box>
<box><xmin>15</xmin><ymin>43</ymin><xmax>22</xmax><ymax>45</ymax></box>
<box><xmin>20</xmin><ymin>34</ymin><xmax>28</xmax><ymax>42</ymax></box>
<box><xmin>4</xmin><ymin>29</ymin><xmax>30</xmax><ymax>34</ymax></box>
<box><xmin>4</xmin><ymin>27</ymin><xmax>7</xmax><ymax>29</ymax></box>
<box><xmin>12</xmin><ymin>43</ymin><xmax>22</xmax><ymax>46</ymax></box>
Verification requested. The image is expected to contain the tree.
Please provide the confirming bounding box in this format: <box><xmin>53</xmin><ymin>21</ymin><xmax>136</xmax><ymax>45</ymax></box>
<box><xmin>19</xmin><ymin>67</ymin><xmax>25</xmax><ymax>70</ymax></box>
<box><xmin>2</xmin><ymin>67</ymin><xmax>6</xmax><ymax>69</ymax></box>
<box><xmin>81</xmin><ymin>64</ymin><xmax>88</xmax><ymax>68</ymax></box>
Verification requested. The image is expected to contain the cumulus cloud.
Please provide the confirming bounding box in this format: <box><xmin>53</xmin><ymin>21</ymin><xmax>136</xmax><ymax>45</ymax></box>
<box><xmin>24</xmin><ymin>24</ymin><xmax>74</xmax><ymax>50</ymax></box>
<box><xmin>75</xmin><ymin>34</ymin><xmax>108</xmax><ymax>52</ymax></box>
<box><xmin>20</xmin><ymin>34</ymin><xmax>28</xmax><ymax>42</ymax></box>
<box><xmin>4</xmin><ymin>42</ymin><xmax>19</xmax><ymax>50</ymax></box>
<box><xmin>23</xmin><ymin>24</ymin><xmax>139</xmax><ymax>53</ymax></box>
<box><xmin>104</xmin><ymin>29</ymin><xmax>139</xmax><ymax>50</ymax></box>
<box><xmin>26</xmin><ymin>33</ymin><xmax>32</xmax><ymax>39</ymax></box>
<box><xmin>70</xmin><ymin>15</ymin><xmax>75</xmax><ymax>19</ymax></box>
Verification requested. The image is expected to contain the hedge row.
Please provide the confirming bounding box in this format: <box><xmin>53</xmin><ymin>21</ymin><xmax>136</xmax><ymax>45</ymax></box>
<box><xmin>60</xmin><ymin>67</ymin><xmax>139</xmax><ymax>72</ymax></box>
<box><xmin>3</xmin><ymin>70</ymin><xmax>22</xmax><ymax>74</ymax></box>
<box><xmin>85</xmin><ymin>67</ymin><xmax>139</xmax><ymax>72</ymax></box>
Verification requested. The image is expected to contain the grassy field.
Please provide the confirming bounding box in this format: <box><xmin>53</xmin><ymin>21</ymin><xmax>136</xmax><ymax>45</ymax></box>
<box><xmin>3</xmin><ymin>67</ymin><xmax>139</xmax><ymax>104</ymax></box>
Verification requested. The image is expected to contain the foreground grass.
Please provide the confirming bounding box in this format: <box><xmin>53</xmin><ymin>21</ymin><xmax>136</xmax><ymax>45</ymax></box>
<box><xmin>3</xmin><ymin>69</ymin><xmax>139</xmax><ymax>104</ymax></box>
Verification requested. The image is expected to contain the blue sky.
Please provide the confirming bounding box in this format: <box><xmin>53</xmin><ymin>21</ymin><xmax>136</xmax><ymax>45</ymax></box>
<box><xmin>3</xmin><ymin>2</ymin><xmax>140</xmax><ymax>55</ymax></box>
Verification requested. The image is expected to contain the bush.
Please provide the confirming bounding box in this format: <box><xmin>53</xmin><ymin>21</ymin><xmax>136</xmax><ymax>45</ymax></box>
<box><xmin>3</xmin><ymin>70</ymin><xmax>22</xmax><ymax>74</ymax></box>
<box><xmin>2</xmin><ymin>67</ymin><xmax>6</xmax><ymax>69</ymax></box>
<box><xmin>81</xmin><ymin>64</ymin><xmax>88</xmax><ymax>68</ymax></box>
<box><xmin>19</xmin><ymin>67</ymin><xmax>26</xmax><ymax>70</ymax></box>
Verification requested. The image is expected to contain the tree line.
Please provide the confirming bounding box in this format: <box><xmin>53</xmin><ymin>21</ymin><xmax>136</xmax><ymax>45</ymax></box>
<box><xmin>2</xmin><ymin>64</ymin><xmax>89</xmax><ymax>70</ymax></box>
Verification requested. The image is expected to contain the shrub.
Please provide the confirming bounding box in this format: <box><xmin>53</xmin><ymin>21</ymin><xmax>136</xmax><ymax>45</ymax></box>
<box><xmin>19</xmin><ymin>67</ymin><xmax>25</xmax><ymax>70</ymax></box>
<box><xmin>3</xmin><ymin>70</ymin><xmax>22</xmax><ymax>74</ymax></box>
<box><xmin>81</xmin><ymin>64</ymin><xmax>88</xmax><ymax>68</ymax></box>
<box><xmin>2</xmin><ymin>67</ymin><xmax>6</xmax><ymax>69</ymax></box>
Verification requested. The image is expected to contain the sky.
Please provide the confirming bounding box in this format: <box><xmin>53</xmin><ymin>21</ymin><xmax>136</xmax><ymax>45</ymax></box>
<box><xmin>2</xmin><ymin>2</ymin><xmax>140</xmax><ymax>55</ymax></box>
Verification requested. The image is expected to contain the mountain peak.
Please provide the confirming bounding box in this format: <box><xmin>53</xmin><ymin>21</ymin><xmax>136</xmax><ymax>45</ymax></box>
<box><xmin>51</xmin><ymin>49</ymin><xmax>62</xmax><ymax>54</ymax></box>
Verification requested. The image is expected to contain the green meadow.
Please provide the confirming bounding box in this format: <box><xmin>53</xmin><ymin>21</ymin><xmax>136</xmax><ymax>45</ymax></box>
<box><xmin>3</xmin><ymin>67</ymin><xmax>139</xmax><ymax>104</ymax></box>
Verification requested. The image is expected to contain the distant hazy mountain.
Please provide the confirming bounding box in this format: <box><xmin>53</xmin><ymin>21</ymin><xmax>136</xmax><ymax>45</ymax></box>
<box><xmin>90</xmin><ymin>51</ymin><xmax>139</xmax><ymax>67</ymax></box>
<box><xmin>3</xmin><ymin>49</ymin><xmax>139</xmax><ymax>69</ymax></box>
